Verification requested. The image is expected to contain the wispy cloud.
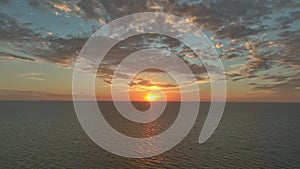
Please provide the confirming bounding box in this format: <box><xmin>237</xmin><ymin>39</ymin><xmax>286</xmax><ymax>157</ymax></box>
<box><xmin>0</xmin><ymin>88</ymin><xmax>71</xmax><ymax>100</ymax></box>
<box><xmin>19</xmin><ymin>72</ymin><xmax>45</xmax><ymax>81</ymax></box>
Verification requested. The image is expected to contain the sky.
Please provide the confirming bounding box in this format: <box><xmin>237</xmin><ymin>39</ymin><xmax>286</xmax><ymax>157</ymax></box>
<box><xmin>0</xmin><ymin>0</ymin><xmax>299</xmax><ymax>102</ymax></box>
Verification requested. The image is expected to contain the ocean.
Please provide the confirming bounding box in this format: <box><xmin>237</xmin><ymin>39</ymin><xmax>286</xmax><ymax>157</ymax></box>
<box><xmin>0</xmin><ymin>101</ymin><xmax>299</xmax><ymax>168</ymax></box>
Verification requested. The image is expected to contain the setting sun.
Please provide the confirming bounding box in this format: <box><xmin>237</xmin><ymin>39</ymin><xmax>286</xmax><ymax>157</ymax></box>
<box><xmin>145</xmin><ymin>93</ymin><xmax>160</xmax><ymax>102</ymax></box>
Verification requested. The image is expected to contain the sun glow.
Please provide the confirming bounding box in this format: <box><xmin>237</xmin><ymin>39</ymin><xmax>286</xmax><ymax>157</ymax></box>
<box><xmin>145</xmin><ymin>93</ymin><xmax>160</xmax><ymax>102</ymax></box>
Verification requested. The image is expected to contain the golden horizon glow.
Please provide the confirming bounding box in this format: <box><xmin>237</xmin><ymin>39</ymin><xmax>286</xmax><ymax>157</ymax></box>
<box><xmin>145</xmin><ymin>93</ymin><xmax>161</xmax><ymax>102</ymax></box>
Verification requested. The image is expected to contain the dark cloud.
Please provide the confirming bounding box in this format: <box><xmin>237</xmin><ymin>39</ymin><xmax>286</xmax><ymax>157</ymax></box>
<box><xmin>75</xmin><ymin>0</ymin><xmax>109</xmax><ymax>22</ymax></box>
<box><xmin>252</xmin><ymin>71</ymin><xmax>300</xmax><ymax>99</ymax></box>
<box><xmin>34</xmin><ymin>36</ymin><xmax>87</xmax><ymax>64</ymax></box>
<box><xmin>0</xmin><ymin>12</ymin><xmax>88</xmax><ymax>64</ymax></box>
<box><xmin>28</xmin><ymin>0</ymin><xmax>108</xmax><ymax>23</ymax></box>
<box><xmin>95</xmin><ymin>33</ymin><xmax>207</xmax><ymax>85</ymax></box>
<box><xmin>224</xmin><ymin>54</ymin><xmax>238</xmax><ymax>60</ymax></box>
<box><xmin>130</xmin><ymin>78</ymin><xmax>178</xmax><ymax>88</ymax></box>
<box><xmin>96</xmin><ymin>64</ymin><xmax>114</xmax><ymax>84</ymax></box>
<box><xmin>217</xmin><ymin>24</ymin><xmax>262</xmax><ymax>39</ymax></box>
<box><xmin>28</xmin><ymin>0</ymin><xmax>43</xmax><ymax>8</ymax></box>
<box><xmin>241</xmin><ymin>58</ymin><xmax>273</xmax><ymax>76</ymax></box>
<box><xmin>0</xmin><ymin>51</ymin><xmax>36</xmax><ymax>62</ymax></box>
<box><xmin>230</xmin><ymin>77</ymin><xmax>244</xmax><ymax>81</ymax></box>
<box><xmin>290</xmin><ymin>10</ymin><xmax>300</xmax><ymax>20</ymax></box>
<box><xmin>262</xmin><ymin>75</ymin><xmax>289</xmax><ymax>83</ymax></box>
<box><xmin>0</xmin><ymin>12</ymin><xmax>38</xmax><ymax>41</ymax></box>
<box><xmin>215</xmin><ymin>0</ymin><xmax>258</xmax><ymax>15</ymax></box>
<box><xmin>226</xmin><ymin>72</ymin><xmax>241</xmax><ymax>77</ymax></box>
<box><xmin>0</xmin><ymin>0</ymin><xmax>10</xmax><ymax>5</ymax></box>
<box><xmin>275</xmin><ymin>29</ymin><xmax>300</xmax><ymax>68</ymax></box>
<box><xmin>254</xmin><ymin>77</ymin><xmax>300</xmax><ymax>92</ymax></box>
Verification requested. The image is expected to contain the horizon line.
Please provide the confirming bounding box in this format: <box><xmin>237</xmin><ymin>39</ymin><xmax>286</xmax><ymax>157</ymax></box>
<box><xmin>0</xmin><ymin>100</ymin><xmax>299</xmax><ymax>103</ymax></box>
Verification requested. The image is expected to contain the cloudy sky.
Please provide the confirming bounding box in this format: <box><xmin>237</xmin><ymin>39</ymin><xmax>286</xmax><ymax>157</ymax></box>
<box><xmin>0</xmin><ymin>0</ymin><xmax>299</xmax><ymax>102</ymax></box>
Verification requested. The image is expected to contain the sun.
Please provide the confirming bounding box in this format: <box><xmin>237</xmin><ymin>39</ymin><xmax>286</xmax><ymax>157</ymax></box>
<box><xmin>145</xmin><ymin>93</ymin><xmax>160</xmax><ymax>102</ymax></box>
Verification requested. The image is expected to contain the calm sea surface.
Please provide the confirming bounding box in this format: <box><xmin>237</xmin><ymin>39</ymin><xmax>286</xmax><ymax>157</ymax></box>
<box><xmin>0</xmin><ymin>101</ymin><xmax>299</xmax><ymax>168</ymax></box>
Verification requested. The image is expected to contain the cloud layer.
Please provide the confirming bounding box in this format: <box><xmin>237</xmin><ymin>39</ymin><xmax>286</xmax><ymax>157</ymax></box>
<box><xmin>0</xmin><ymin>0</ymin><xmax>299</xmax><ymax>100</ymax></box>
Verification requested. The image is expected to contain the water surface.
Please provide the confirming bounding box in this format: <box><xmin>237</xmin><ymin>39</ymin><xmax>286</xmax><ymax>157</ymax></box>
<box><xmin>0</xmin><ymin>101</ymin><xmax>299</xmax><ymax>168</ymax></box>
